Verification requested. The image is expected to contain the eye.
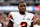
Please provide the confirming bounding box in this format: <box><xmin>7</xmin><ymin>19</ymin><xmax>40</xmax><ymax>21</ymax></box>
<box><xmin>20</xmin><ymin>6</ymin><xmax>23</xmax><ymax>7</ymax></box>
<box><xmin>24</xmin><ymin>5</ymin><xmax>26</xmax><ymax>7</ymax></box>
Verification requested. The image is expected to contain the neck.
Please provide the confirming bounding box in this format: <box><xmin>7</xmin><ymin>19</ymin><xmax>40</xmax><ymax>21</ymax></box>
<box><xmin>19</xmin><ymin>11</ymin><xmax>25</xmax><ymax>15</ymax></box>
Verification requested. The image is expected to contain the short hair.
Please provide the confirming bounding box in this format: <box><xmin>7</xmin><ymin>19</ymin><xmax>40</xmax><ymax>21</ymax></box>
<box><xmin>18</xmin><ymin>1</ymin><xmax>26</xmax><ymax>6</ymax></box>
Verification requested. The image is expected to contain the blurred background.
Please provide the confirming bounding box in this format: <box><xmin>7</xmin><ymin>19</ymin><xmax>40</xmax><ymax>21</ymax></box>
<box><xmin>0</xmin><ymin>0</ymin><xmax>40</xmax><ymax>27</ymax></box>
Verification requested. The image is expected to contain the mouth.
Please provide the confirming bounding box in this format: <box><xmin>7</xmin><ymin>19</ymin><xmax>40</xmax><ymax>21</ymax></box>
<box><xmin>38</xmin><ymin>23</ymin><xmax>40</xmax><ymax>24</ymax></box>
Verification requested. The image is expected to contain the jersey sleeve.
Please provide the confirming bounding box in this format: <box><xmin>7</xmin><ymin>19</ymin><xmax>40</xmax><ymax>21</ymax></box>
<box><xmin>32</xmin><ymin>17</ymin><xmax>34</xmax><ymax>20</ymax></box>
<box><xmin>8</xmin><ymin>14</ymin><xmax>13</xmax><ymax>19</ymax></box>
<box><xmin>31</xmin><ymin>14</ymin><xmax>34</xmax><ymax>22</ymax></box>
<box><xmin>8</xmin><ymin>12</ymin><xmax>14</xmax><ymax>22</ymax></box>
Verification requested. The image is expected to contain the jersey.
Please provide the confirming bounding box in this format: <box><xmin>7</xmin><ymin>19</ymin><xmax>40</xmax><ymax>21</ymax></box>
<box><xmin>0</xmin><ymin>23</ymin><xmax>2</xmax><ymax>27</ymax></box>
<box><xmin>8</xmin><ymin>12</ymin><xmax>34</xmax><ymax>27</ymax></box>
<box><xmin>34</xmin><ymin>24</ymin><xmax>40</xmax><ymax>27</ymax></box>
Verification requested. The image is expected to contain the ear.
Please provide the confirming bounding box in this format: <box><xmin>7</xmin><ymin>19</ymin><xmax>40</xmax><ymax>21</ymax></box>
<box><xmin>18</xmin><ymin>6</ymin><xmax>19</xmax><ymax>9</ymax></box>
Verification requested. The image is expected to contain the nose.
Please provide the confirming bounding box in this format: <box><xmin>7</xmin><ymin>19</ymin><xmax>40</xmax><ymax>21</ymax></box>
<box><xmin>22</xmin><ymin>7</ymin><xmax>25</xmax><ymax>9</ymax></box>
<box><xmin>23</xmin><ymin>7</ymin><xmax>24</xmax><ymax>8</ymax></box>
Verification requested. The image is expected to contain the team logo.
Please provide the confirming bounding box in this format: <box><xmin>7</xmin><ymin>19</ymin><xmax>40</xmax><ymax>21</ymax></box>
<box><xmin>27</xmin><ymin>18</ymin><xmax>30</xmax><ymax>20</ymax></box>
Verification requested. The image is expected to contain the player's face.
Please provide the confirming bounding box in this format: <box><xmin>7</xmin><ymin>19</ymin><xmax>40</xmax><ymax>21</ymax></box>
<box><xmin>18</xmin><ymin>3</ymin><xmax>26</xmax><ymax>12</ymax></box>
<box><xmin>38</xmin><ymin>19</ymin><xmax>40</xmax><ymax>24</ymax></box>
<box><xmin>36</xmin><ymin>19</ymin><xmax>40</xmax><ymax>25</ymax></box>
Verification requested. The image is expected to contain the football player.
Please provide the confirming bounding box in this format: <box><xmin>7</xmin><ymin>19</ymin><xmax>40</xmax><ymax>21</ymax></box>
<box><xmin>8</xmin><ymin>2</ymin><xmax>34</xmax><ymax>27</ymax></box>
<box><xmin>34</xmin><ymin>18</ymin><xmax>40</xmax><ymax>27</ymax></box>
